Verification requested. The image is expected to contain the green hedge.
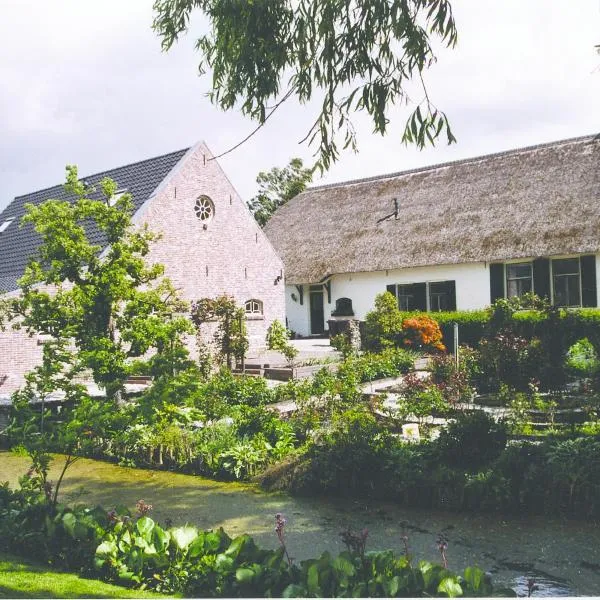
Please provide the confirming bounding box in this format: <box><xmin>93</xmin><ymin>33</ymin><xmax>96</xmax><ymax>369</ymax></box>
<box><xmin>397</xmin><ymin>309</ymin><xmax>600</xmax><ymax>351</ymax></box>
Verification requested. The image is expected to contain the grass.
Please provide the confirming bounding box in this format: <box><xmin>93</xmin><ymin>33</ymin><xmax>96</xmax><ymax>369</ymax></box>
<box><xmin>0</xmin><ymin>552</ymin><xmax>168</xmax><ymax>598</ymax></box>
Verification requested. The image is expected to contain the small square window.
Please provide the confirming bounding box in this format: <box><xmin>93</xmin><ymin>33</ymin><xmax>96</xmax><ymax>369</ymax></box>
<box><xmin>244</xmin><ymin>299</ymin><xmax>263</xmax><ymax>315</ymax></box>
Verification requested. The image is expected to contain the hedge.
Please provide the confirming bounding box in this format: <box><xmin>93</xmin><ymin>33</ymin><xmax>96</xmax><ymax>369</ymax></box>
<box><xmin>397</xmin><ymin>308</ymin><xmax>600</xmax><ymax>351</ymax></box>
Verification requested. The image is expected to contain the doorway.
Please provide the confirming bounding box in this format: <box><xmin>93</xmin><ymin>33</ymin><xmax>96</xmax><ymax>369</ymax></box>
<box><xmin>309</xmin><ymin>286</ymin><xmax>325</xmax><ymax>335</ymax></box>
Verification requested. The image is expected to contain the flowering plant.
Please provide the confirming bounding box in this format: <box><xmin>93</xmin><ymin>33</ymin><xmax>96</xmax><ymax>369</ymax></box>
<box><xmin>401</xmin><ymin>315</ymin><xmax>445</xmax><ymax>352</ymax></box>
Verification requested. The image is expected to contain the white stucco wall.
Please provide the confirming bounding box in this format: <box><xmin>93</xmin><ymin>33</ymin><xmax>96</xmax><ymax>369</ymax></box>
<box><xmin>285</xmin><ymin>284</ymin><xmax>310</xmax><ymax>337</ymax></box>
<box><xmin>287</xmin><ymin>253</ymin><xmax>600</xmax><ymax>337</ymax></box>
<box><xmin>286</xmin><ymin>262</ymin><xmax>490</xmax><ymax>337</ymax></box>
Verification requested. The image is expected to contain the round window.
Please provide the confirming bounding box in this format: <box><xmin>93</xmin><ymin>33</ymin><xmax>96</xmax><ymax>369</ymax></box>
<box><xmin>194</xmin><ymin>196</ymin><xmax>215</xmax><ymax>222</ymax></box>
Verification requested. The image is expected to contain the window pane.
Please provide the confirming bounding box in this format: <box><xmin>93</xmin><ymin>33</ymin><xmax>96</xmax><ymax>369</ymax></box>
<box><xmin>553</xmin><ymin>258</ymin><xmax>579</xmax><ymax>276</ymax></box>
<box><xmin>429</xmin><ymin>281</ymin><xmax>456</xmax><ymax>312</ymax></box>
<box><xmin>567</xmin><ymin>275</ymin><xmax>581</xmax><ymax>306</ymax></box>
<box><xmin>553</xmin><ymin>274</ymin><xmax>581</xmax><ymax>307</ymax></box>
<box><xmin>506</xmin><ymin>262</ymin><xmax>533</xmax><ymax>298</ymax></box>
<box><xmin>507</xmin><ymin>263</ymin><xmax>532</xmax><ymax>279</ymax></box>
<box><xmin>396</xmin><ymin>283</ymin><xmax>427</xmax><ymax>311</ymax></box>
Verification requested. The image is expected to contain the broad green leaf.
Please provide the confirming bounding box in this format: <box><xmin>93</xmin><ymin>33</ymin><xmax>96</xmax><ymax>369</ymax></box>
<box><xmin>282</xmin><ymin>584</ymin><xmax>306</xmax><ymax>598</ymax></box>
<box><xmin>171</xmin><ymin>525</ymin><xmax>198</xmax><ymax>551</ymax></box>
<box><xmin>136</xmin><ymin>516</ymin><xmax>155</xmax><ymax>538</ymax></box>
<box><xmin>438</xmin><ymin>577</ymin><xmax>463</xmax><ymax>597</ymax></box>
<box><xmin>62</xmin><ymin>512</ymin><xmax>77</xmax><ymax>537</ymax></box>
<box><xmin>96</xmin><ymin>539</ymin><xmax>117</xmax><ymax>557</ymax></box>
<box><xmin>307</xmin><ymin>563</ymin><xmax>320</xmax><ymax>594</ymax></box>
<box><xmin>236</xmin><ymin>567</ymin><xmax>255</xmax><ymax>584</ymax></box>
<box><xmin>383</xmin><ymin>575</ymin><xmax>400</xmax><ymax>597</ymax></box>
<box><xmin>463</xmin><ymin>566</ymin><xmax>485</xmax><ymax>592</ymax></box>
<box><xmin>188</xmin><ymin>534</ymin><xmax>206</xmax><ymax>558</ymax></box>
<box><xmin>73</xmin><ymin>522</ymin><xmax>89</xmax><ymax>540</ymax></box>
<box><xmin>215</xmin><ymin>553</ymin><xmax>235</xmax><ymax>573</ymax></box>
<box><xmin>153</xmin><ymin>526</ymin><xmax>171</xmax><ymax>552</ymax></box>
<box><xmin>205</xmin><ymin>530</ymin><xmax>225</xmax><ymax>552</ymax></box>
<box><xmin>332</xmin><ymin>555</ymin><xmax>355</xmax><ymax>577</ymax></box>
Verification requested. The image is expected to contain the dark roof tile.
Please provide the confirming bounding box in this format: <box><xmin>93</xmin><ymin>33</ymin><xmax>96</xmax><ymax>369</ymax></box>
<box><xmin>0</xmin><ymin>147</ymin><xmax>189</xmax><ymax>291</ymax></box>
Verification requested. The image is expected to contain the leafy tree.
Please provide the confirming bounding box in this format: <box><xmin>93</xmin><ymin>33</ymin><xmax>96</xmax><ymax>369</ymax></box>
<box><xmin>153</xmin><ymin>0</ymin><xmax>458</xmax><ymax>169</ymax></box>
<box><xmin>364</xmin><ymin>291</ymin><xmax>403</xmax><ymax>351</ymax></box>
<box><xmin>266</xmin><ymin>319</ymin><xmax>298</xmax><ymax>366</ymax></box>
<box><xmin>2</xmin><ymin>166</ymin><xmax>193</xmax><ymax>401</ymax></box>
<box><xmin>191</xmin><ymin>295</ymin><xmax>249</xmax><ymax>368</ymax></box>
<box><xmin>247</xmin><ymin>158</ymin><xmax>314</xmax><ymax>226</ymax></box>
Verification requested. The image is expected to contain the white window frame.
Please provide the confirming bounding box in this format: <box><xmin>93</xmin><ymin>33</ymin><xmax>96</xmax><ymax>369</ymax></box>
<box><xmin>550</xmin><ymin>255</ymin><xmax>583</xmax><ymax>308</ymax></box>
<box><xmin>391</xmin><ymin>280</ymin><xmax>455</xmax><ymax>312</ymax></box>
<box><xmin>505</xmin><ymin>261</ymin><xmax>534</xmax><ymax>299</ymax></box>
<box><xmin>244</xmin><ymin>299</ymin><xmax>263</xmax><ymax>318</ymax></box>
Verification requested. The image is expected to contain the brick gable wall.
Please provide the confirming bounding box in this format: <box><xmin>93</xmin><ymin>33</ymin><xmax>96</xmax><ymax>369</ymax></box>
<box><xmin>137</xmin><ymin>143</ymin><xmax>285</xmax><ymax>352</ymax></box>
<box><xmin>0</xmin><ymin>144</ymin><xmax>285</xmax><ymax>394</ymax></box>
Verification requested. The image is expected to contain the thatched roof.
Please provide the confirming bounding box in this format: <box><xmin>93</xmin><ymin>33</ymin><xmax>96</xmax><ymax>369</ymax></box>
<box><xmin>264</xmin><ymin>134</ymin><xmax>600</xmax><ymax>284</ymax></box>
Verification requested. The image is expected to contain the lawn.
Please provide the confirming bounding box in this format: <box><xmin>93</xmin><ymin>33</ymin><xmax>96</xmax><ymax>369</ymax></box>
<box><xmin>0</xmin><ymin>552</ymin><xmax>169</xmax><ymax>598</ymax></box>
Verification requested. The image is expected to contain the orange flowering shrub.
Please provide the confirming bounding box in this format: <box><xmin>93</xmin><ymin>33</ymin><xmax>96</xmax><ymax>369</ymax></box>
<box><xmin>401</xmin><ymin>315</ymin><xmax>446</xmax><ymax>352</ymax></box>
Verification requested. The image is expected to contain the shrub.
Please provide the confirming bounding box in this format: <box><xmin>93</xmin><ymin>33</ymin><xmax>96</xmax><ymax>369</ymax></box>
<box><xmin>349</xmin><ymin>348</ymin><xmax>415</xmax><ymax>382</ymax></box>
<box><xmin>429</xmin><ymin>352</ymin><xmax>476</xmax><ymax>403</ymax></box>
<box><xmin>401</xmin><ymin>315</ymin><xmax>445</xmax><ymax>352</ymax></box>
<box><xmin>193</xmin><ymin>422</ymin><xmax>239</xmax><ymax>476</ymax></box>
<box><xmin>364</xmin><ymin>292</ymin><xmax>403</xmax><ymax>351</ymax></box>
<box><xmin>195</xmin><ymin>368</ymin><xmax>274</xmax><ymax>417</ymax></box>
<box><xmin>566</xmin><ymin>338</ymin><xmax>599</xmax><ymax>378</ymax></box>
<box><xmin>399</xmin><ymin>310</ymin><xmax>489</xmax><ymax>350</ymax></box>
<box><xmin>436</xmin><ymin>411</ymin><xmax>508</xmax><ymax>470</ymax></box>
<box><xmin>478</xmin><ymin>332</ymin><xmax>531</xmax><ymax>391</ymax></box>
<box><xmin>302</xmin><ymin>406</ymin><xmax>395</xmax><ymax>495</ymax></box>
<box><xmin>266</xmin><ymin>320</ymin><xmax>298</xmax><ymax>366</ymax></box>
<box><xmin>396</xmin><ymin>373</ymin><xmax>451</xmax><ymax>424</ymax></box>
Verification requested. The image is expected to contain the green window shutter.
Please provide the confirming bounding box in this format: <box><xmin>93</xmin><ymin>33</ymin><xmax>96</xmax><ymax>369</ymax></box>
<box><xmin>532</xmin><ymin>258</ymin><xmax>551</xmax><ymax>301</ymax></box>
<box><xmin>489</xmin><ymin>263</ymin><xmax>504</xmax><ymax>303</ymax></box>
<box><xmin>581</xmin><ymin>254</ymin><xmax>597</xmax><ymax>307</ymax></box>
<box><xmin>446</xmin><ymin>280</ymin><xmax>457</xmax><ymax>311</ymax></box>
<box><xmin>386</xmin><ymin>284</ymin><xmax>396</xmax><ymax>297</ymax></box>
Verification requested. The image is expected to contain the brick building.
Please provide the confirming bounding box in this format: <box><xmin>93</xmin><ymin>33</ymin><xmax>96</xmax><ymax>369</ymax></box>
<box><xmin>0</xmin><ymin>142</ymin><xmax>285</xmax><ymax>394</ymax></box>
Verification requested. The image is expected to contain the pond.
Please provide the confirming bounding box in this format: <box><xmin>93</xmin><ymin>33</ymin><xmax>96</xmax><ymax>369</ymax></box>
<box><xmin>2</xmin><ymin>452</ymin><xmax>599</xmax><ymax>596</ymax></box>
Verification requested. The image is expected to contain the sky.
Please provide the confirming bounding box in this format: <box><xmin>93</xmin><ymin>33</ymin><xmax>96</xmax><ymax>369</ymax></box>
<box><xmin>0</xmin><ymin>0</ymin><xmax>599</xmax><ymax>212</ymax></box>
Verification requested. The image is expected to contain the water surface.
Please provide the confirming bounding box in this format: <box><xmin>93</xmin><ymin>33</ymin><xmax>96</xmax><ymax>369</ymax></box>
<box><xmin>2</xmin><ymin>452</ymin><xmax>598</xmax><ymax>596</ymax></box>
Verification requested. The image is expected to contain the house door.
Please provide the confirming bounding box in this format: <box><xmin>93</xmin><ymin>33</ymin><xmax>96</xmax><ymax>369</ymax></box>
<box><xmin>309</xmin><ymin>287</ymin><xmax>325</xmax><ymax>335</ymax></box>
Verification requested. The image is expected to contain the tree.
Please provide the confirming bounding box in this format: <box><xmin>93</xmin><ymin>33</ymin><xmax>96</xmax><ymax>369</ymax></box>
<box><xmin>152</xmin><ymin>0</ymin><xmax>457</xmax><ymax>169</ymax></box>
<box><xmin>364</xmin><ymin>291</ymin><xmax>403</xmax><ymax>351</ymax></box>
<box><xmin>2</xmin><ymin>166</ymin><xmax>193</xmax><ymax>401</ymax></box>
<box><xmin>191</xmin><ymin>295</ymin><xmax>249</xmax><ymax>368</ymax></box>
<box><xmin>266</xmin><ymin>319</ymin><xmax>298</xmax><ymax>366</ymax></box>
<box><xmin>247</xmin><ymin>158</ymin><xmax>314</xmax><ymax>226</ymax></box>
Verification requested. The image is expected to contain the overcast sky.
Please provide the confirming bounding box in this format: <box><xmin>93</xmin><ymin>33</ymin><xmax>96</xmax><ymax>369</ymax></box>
<box><xmin>1</xmin><ymin>0</ymin><xmax>599</xmax><ymax>212</ymax></box>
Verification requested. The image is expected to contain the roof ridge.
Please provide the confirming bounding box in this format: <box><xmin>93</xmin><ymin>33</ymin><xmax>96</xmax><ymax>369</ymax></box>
<box><xmin>12</xmin><ymin>147</ymin><xmax>190</xmax><ymax>200</ymax></box>
<box><xmin>307</xmin><ymin>132</ymin><xmax>600</xmax><ymax>193</ymax></box>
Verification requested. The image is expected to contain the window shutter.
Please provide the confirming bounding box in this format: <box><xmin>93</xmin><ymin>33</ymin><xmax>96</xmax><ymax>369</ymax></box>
<box><xmin>447</xmin><ymin>280</ymin><xmax>457</xmax><ymax>311</ymax></box>
<box><xmin>581</xmin><ymin>254</ymin><xmax>597</xmax><ymax>307</ymax></box>
<box><xmin>413</xmin><ymin>282</ymin><xmax>427</xmax><ymax>311</ymax></box>
<box><xmin>489</xmin><ymin>264</ymin><xmax>504</xmax><ymax>303</ymax></box>
<box><xmin>532</xmin><ymin>258</ymin><xmax>550</xmax><ymax>301</ymax></box>
<box><xmin>386</xmin><ymin>284</ymin><xmax>396</xmax><ymax>297</ymax></box>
